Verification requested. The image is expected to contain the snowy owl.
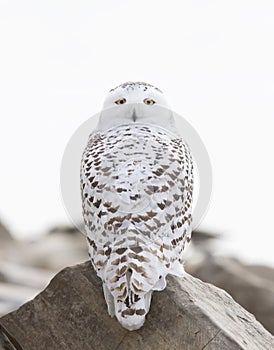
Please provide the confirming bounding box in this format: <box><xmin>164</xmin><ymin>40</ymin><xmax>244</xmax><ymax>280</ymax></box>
<box><xmin>80</xmin><ymin>82</ymin><xmax>193</xmax><ymax>330</ymax></box>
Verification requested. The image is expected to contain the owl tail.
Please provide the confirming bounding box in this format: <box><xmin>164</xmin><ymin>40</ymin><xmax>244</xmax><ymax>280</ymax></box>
<box><xmin>115</xmin><ymin>289</ymin><xmax>152</xmax><ymax>331</ymax></box>
<box><xmin>101</xmin><ymin>246</ymin><xmax>171</xmax><ymax>330</ymax></box>
<box><xmin>103</xmin><ymin>282</ymin><xmax>152</xmax><ymax>331</ymax></box>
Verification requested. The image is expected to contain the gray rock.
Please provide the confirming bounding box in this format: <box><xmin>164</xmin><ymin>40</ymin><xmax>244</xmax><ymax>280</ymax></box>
<box><xmin>0</xmin><ymin>328</ymin><xmax>16</xmax><ymax>350</ymax></box>
<box><xmin>244</xmin><ymin>264</ymin><xmax>274</xmax><ymax>283</ymax></box>
<box><xmin>47</xmin><ymin>224</ymin><xmax>84</xmax><ymax>235</ymax></box>
<box><xmin>1</xmin><ymin>261</ymin><xmax>274</xmax><ymax>350</ymax></box>
<box><xmin>0</xmin><ymin>221</ymin><xmax>13</xmax><ymax>245</ymax></box>
<box><xmin>0</xmin><ymin>221</ymin><xmax>15</xmax><ymax>263</ymax></box>
<box><xmin>191</xmin><ymin>230</ymin><xmax>220</xmax><ymax>245</ymax></box>
<box><xmin>0</xmin><ymin>262</ymin><xmax>54</xmax><ymax>289</ymax></box>
<box><xmin>189</xmin><ymin>256</ymin><xmax>274</xmax><ymax>335</ymax></box>
<box><xmin>5</xmin><ymin>232</ymin><xmax>88</xmax><ymax>271</ymax></box>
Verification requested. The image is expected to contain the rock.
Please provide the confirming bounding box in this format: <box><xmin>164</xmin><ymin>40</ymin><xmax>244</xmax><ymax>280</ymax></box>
<box><xmin>0</xmin><ymin>221</ymin><xmax>13</xmax><ymax>245</ymax></box>
<box><xmin>5</xmin><ymin>232</ymin><xmax>88</xmax><ymax>271</ymax></box>
<box><xmin>183</xmin><ymin>230</ymin><xmax>221</xmax><ymax>273</ymax></box>
<box><xmin>0</xmin><ymin>262</ymin><xmax>54</xmax><ymax>289</ymax></box>
<box><xmin>48</xmin><ymin>224</ymin><xmax>84</xmax><ymax>235</ymax></box>
<box><xmin>189</xmin><ymin>256</ymin><xmax>274</xmax><ymax>336</ymax></box>
<box><xmin>1</xmin><ymin>262</ymin><xmax>273</xmax><ymax>350</ymax></box>
<box><xmin>243</xmin><ymin>264</ymin><xmax>274</xmax><ymax>283</ymax></box>
<box><xmin>0</xmin><ymin>221</ymin><xmax>15</xmax><ymax>261</ymax></box>
<box><xmin>0</xmin><ymin>328</ymin><xmax>16</xmax><ymax>350</ymax></box>
<box><xmin>191</xmin><ymin>230</ymin><xmax>220</xmax><ymax>245</ymax></box>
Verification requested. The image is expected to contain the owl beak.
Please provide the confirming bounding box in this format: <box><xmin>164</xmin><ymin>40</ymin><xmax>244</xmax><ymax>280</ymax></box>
<box><xmin>132</xmin><ymin>108</ymin><xmax>137</xmax><ymax>122</ymax></box>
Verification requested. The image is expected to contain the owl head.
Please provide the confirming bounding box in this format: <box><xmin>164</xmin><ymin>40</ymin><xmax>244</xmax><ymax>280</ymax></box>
<box><xmin>97</xmin><ymin>82</ymin><xmax>178</xmax><ymax>133</ymax></box>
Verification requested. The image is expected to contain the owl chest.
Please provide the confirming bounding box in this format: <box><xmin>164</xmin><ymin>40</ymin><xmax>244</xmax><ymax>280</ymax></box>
<box><xmin>99</xmin><ymin>134</ymin><xmax>168</xmax><ymax>185</ymax></box>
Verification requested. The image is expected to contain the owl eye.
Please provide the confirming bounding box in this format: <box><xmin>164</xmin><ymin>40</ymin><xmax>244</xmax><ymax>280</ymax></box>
<box><xmin>143</xmin><ymin>98</ymin><xmax>156</xmax><ymax>105</ymax></box>
<box><xmin>115</xmin><ymin>98</ymin><xmax>126</xmax><ymax>105</ymax></box>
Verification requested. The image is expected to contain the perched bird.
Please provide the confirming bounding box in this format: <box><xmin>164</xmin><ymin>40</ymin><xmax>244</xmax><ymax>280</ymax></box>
<box><xmin>80</xmin><ymin>82</ymin><xmax>193</xmax><ymax>330</ymax></box>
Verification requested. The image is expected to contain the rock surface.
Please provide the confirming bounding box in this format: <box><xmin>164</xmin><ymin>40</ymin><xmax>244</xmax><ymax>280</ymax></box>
<box><xmin>1</xmin><ymin>261</ymin><xmax>274</xmax><ymax>350</ymax></box>
<box><xmin>189</xmin><ymin>256</ymin><xmax>274</xmax><ymax>335</ymax></box>
<box><xmin>0</xmin><ymin>328</ymin><xmax>16</xmax><ymax>350</ymax></box>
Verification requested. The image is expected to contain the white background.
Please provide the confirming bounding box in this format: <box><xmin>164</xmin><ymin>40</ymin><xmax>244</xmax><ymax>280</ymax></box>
<box><xmin>0</xmin><ymin>1</ymin><xmax>273</xmax><ymax>265</ymax></box>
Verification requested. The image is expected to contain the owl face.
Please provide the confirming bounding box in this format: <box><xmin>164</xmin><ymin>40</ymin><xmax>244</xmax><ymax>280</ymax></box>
<box><xmin>103</xmin><ymin>82</ymin><xmax>169</xmax><ymax>109</ymax></box>
<box><xmin>97</xmin><ymin>82</ymin><xmax>177</xmax><ymax>133</ymax></box>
